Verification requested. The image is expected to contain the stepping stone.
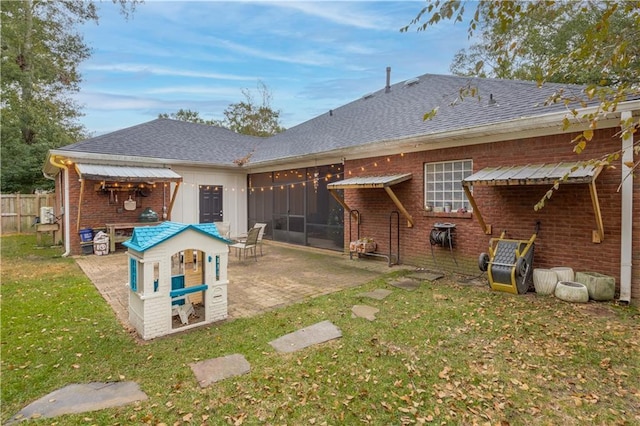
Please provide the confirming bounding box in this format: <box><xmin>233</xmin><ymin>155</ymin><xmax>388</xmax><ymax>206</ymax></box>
<box><xmin>8</xmin><ymin>382</ymin><xmax>147</xmax><ymax>423</ymax></box>
<box><xmin>190</xmin><ymin>354</ymin><xmax>250</xmax><ymax>388</ymax></box>
<box><xmin>357</xmin><ymin>288</ymin><xmax>392</xmax><ymax>300</ymax></box>
<box><xmin>351</xmin><ymin>305</ymin><xmax>379</xmax><ymax>321</ymax></box>
<box><xmin>389</xmin><ymin>278</ymin><xmax>421</xmax><ymax>291</ymax></box>
<box><xmin>269</xmin><ymin>320</ymin><xmax>341</xmax><ymax>353</ymax></box>
<box><xmin>407</xmin><ymin>270</ymin><xmax>444</xmax><ymax>282</ymax></box>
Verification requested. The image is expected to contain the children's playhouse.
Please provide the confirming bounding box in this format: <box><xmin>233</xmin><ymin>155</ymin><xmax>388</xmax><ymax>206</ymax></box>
<box><xmin>123</xmin><ymin>221</ymin><xmax>230</xmax><ymax>340</ymax></box>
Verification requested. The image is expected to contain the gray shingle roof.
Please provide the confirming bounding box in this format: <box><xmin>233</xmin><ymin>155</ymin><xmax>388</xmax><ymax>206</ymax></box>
<box><xmin>252</xmin><ymin>74</ymin><xmax>589</xmax><ymax>163</ymax></box>
<box><xmin>57</xmin><ymin>74</ymin><xmax>594</xmax><ymax>167</ymax></box>
<box><xmin>58</xmin><ymin>118</ymin><xmax>261</xmax><ymax>165</ymax></box>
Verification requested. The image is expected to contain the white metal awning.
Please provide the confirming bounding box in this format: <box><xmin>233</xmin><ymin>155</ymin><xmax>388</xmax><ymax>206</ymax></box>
<box><xmin>462</xmin><ymin>161</ymin><xmax>605</xmax><ymax>242</ymax></box>
<box><xmin>327</xmin><ymin>173</ymin><xmax>414</xmax><ymax>227</ymax></box>
<box><xmin>73</xmin><ymin>164</ymin><xmax>182</xmax><ymax>232</ymax></box>
<box><xmin>75</xmin><ymin>164</ymin><xmax>183</xmax><ymax>182</ymax></box>
<box><xmin>462</xmin><ymin>162</ymin><xmax>601</xmax><ymax>186</ymax></box>
<box><xmin>327</xmin><ymin>173</ymin><xmax>413</xmax><ymax>189</ymax></box>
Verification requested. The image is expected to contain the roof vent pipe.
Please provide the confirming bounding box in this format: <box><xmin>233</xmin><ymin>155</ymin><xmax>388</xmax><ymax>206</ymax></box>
<box><xmin>489</xmin><ymin>94</ymin><xmax>497</xmax><ymax>105</ymax></box>
<box><xmin>385</xmin><ymin>66</ymin><xmax>391</xmax><ymax>93</ymax></box>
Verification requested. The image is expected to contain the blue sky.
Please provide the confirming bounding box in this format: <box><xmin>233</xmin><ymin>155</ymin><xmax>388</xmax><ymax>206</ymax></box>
<box><xmin>77</xmin><ymin>1</ymin><xmax>474</xmax><ymax>136</ymax></box>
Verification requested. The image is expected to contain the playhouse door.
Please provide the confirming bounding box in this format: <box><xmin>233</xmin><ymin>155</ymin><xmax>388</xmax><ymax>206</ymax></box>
<box><xmin>171</xmin><ymin>275</ymin><xmax>185</xmax><ymax>306</ymax></box>
<box><xmin>199</xmin><ymin>186</ymin><xmax>223</xmax><ymax>223</ymax></box>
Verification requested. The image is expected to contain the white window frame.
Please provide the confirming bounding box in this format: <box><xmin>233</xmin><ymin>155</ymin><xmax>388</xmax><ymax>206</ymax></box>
<box><xmin>424</xmin><ymin>159</ymin><xmax>473</xmax><ymax>211</ymax></box>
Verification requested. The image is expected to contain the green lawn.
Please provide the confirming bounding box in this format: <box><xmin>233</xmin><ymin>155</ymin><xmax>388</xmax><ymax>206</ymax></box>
<box><xmin>2</xmin><ymin>234</ymin><xmax>639</xmax><ymax>425</ymax></box>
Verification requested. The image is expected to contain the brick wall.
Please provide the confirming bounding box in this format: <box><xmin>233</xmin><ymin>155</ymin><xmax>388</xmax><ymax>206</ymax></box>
<box><xmin>63</xmin><ymin>167</ymin><xmax>168</xmax><ymax>255</ymax></box>
<box><xmin>343</xmin><ymin>128</ymin><xmax>639</xmax><ymax>305</ymax></box>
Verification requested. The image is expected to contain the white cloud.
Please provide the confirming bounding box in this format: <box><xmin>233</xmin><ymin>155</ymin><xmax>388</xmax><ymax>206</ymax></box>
<box><xmin>82</xmin><ymin>63</ymin><xmax>257</xmax><ymax>81</ymax></box>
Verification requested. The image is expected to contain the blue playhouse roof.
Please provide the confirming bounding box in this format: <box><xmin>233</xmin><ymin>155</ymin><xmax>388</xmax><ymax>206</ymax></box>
<box><xmin>122</xmin><ymin>221</ymin><xmax>230</xmax><ymax>252</ymax></box>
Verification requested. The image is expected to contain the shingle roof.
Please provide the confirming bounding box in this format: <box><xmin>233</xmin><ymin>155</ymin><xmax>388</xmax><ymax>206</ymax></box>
<box><xmin>59</xmin><ymin>118</ymin><xmax>261</xmax><ymax>165</ymax></box>
<box><xmin>252</xmin><ymin>74</ymin><xmax>590</xmax><ymax>163</ymax></box>
<box><xmin>122</xmin><ymin>221</ymin><xmax>229</xmax><ymax>252</ymax></box>
<box><xmin>56</xmin><ymin>73</ymin><xmax>595</xmax><ymax>167</ymax></box>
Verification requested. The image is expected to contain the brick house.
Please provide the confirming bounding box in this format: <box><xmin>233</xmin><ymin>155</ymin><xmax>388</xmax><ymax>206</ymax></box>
<box><xmin>43</xmin><ymin>72</ymin><xmax>639</xmax><ymax>305</ymax></box>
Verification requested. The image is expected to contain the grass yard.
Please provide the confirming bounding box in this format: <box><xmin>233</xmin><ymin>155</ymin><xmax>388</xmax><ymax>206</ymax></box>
<box><xmin>1</xmin><ymin>234</ymin><xmax>639</xmax><ymax>425</ymax></box>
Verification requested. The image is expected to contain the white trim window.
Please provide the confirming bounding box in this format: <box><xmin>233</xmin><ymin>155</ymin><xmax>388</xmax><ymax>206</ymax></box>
<box><xmin>424</xmin><ymin>159</ymin><xmax>473</xmax><ymax>211</ymax></box>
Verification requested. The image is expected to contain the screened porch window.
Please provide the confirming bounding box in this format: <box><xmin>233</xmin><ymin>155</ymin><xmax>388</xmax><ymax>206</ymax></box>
<box><xmin>424</xmin><ymin>159</ymin><xmax>473</xmax><ymax>211</ymax></box>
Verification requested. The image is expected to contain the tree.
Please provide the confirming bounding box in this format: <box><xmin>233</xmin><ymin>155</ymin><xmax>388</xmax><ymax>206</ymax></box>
<box><xmin>218</xmin><ymin>81</ymin><xmax>285</xmax><ymax>137</ymax></box>
<box><xmin>1</xmin><ymin>0</ymin><xmax>137</xmax><ymax>193</ymax></box>
<box><xmin>158</xmin><ymin>109</ymin><xmax>218</xmax><ymax>125</ymax></box>
<box><xmin>447</xmin><ymin>2</ymin><xmax>640</xmax><ymax>86</ymax></box>
<box><xmin>402</xmin><ymin>0</ymin><xmax>640</xmax><ymax>207</ymax></box>
<box><xmin>159</xmin><ymin>81</ymin><xmax>285</xmax><ymax>137</ymax></box>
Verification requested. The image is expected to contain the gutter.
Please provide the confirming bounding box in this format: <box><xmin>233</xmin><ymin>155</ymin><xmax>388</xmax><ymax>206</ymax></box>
<box><xmin>619</xmin><ymin>111</ymin><xmax>634</xmax><ymax>303</ymax></box>
<box><xmin>44</xmin><ymin>155</ymin><xmax>71</xmax><ymax>257</ymax></box>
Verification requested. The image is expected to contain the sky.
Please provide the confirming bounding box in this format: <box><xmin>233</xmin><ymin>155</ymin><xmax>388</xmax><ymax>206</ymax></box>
<box><xmin>77</xmin><ymin>1</ymin><xmax>475</xmax><ymax>136</ymax></box>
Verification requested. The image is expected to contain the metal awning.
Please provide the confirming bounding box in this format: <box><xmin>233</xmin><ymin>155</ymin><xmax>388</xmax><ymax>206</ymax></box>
<box><xmin>73</xmin><ymin>164</ymin><xmax>182</xmax><ymax>232</ymax></box>
<box><xmin>327</xmin><ymin>173</ymin><xmax>414</xmax><ymax>227</ymax></box>
<box><xmin>462</xmin><ymin>162</ymin><xmax>601</xmax><ymax>186</ymax></box>
<box><xmin>327</xmin><ymin>173</ymin><xmax>413</xmax><ymax>189</ymax></box>
<box><xmin>462</xmin><ymin>162</ymin><xmax>605</xmax><ymax>243</ymax></box>
<box><xmin>75</xmin><ymin>164</ymin><xmax>183</xmax><ymax>182</ymax></box>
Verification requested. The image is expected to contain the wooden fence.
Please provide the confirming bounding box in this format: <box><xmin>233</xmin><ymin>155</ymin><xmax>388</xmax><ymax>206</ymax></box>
<box><xmin>1</xmin><ymin>193</ymin><xmax>56</xmax><ymax>235</ymax></box>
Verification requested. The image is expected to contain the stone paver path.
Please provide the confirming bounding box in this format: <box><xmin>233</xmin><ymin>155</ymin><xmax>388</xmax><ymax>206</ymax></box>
<box><xmin>14</xmin><ymin>245</ymin><xmax>419</xmax><ymax>422</ymax></box>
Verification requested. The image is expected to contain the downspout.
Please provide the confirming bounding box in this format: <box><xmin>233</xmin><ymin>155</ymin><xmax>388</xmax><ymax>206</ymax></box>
<box><xmin>46</xmin><ymin>156</ymin><xmax>71</xmax><ymax>256</ymax></box>
<box><xmin>619</xmin><ymin>111</ymin><xmax>633</xmax><ymax>304</ymax></box>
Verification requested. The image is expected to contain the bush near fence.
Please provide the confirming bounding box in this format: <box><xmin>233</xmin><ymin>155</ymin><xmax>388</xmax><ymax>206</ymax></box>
<box><xmin>1</xmin><ymin>193</ymin><xmax>56</xmax><ymax>234</ymax></box>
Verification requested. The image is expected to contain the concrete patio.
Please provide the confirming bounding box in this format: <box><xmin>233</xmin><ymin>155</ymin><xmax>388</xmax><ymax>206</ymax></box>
<box><xmin>74</xmin><ymin>241</ymin><xmax>409</xmax><ymax>332</ymax></box>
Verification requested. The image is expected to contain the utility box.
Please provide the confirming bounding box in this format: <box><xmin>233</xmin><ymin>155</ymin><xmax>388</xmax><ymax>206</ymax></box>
<box><xmin>40</xmin><ymin>207</ymin><xmax>55</xmax><ymax>224</ymax></box>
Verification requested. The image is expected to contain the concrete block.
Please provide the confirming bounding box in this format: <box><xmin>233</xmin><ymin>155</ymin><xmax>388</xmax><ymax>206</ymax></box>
<box><xmin>575</xmin><ymin>271</ymin><xmax>615</xmax><ymax>301</ymax></box>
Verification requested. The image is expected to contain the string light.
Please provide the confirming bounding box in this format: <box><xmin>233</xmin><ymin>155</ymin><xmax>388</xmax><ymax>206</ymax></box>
<box><xmin>175</xmin><ymin>153</ymin><xmax>407</xmax><ymax>193</ymax></box>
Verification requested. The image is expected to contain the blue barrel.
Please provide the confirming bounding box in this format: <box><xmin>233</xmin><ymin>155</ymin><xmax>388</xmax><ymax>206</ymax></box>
<box><xmin>79</xmin><ymin>228</ymin><xmax>94</xmax><ymax>242</ymax></box>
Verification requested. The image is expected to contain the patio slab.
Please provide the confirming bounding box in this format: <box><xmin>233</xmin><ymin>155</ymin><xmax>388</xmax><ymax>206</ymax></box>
<box><xmin>75</xmin><ymin>241</ymin><xmax>404</xmax><ymax>332</ymax></box>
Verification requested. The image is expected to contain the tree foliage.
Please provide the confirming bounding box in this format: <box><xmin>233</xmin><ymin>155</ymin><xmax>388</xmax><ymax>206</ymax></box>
<box><xmin>158</xmin><ymin>109</ymin><xmax>218</xmax><ymax>125</ymax></box>
<box><xmin>402</xmin><ymin>0</ymin><xmax>640</xmax><ymax>207</ymax></box>
<box><xmin>220</xmin><ymin>81</ymin><xmax>285</xmax><ymax>137</ymax></box>
<box><xmin>159</xmin><ymin>81</ymin><xmax>285</xmax><ymax>137</ymax></box>
<box><xmin>0</xmin><ymin>0</ymin><xmax>137</xmax><ymax>193</ymax></box>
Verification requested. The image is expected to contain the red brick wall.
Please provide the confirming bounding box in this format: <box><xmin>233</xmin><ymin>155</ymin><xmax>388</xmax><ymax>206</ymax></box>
<box><xmin>343</xmin><ymin>128</ymin><xmax>639</xmax><ymax>305</ymax></box>
<box><xmin>62</xmin><ymin>167</ymin><xmax>168</xmax><ymax>255</ymax></box>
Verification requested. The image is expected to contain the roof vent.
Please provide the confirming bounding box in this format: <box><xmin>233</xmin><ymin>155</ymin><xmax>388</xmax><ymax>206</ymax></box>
<box><xmin>362</xmin><ymin>93</ymin><xmax>374</xmax><ymax>100</ymax></box>
<box><xmin>404</xmin><ymin>77</ymin><xmax>420</xmax><ymax>87</ymax></box>
<box><xmin>488</xmin><ymin>93</ymin><xmax>497</xmax><ymax>106</ymax></box>
<box><xmin>385</xmin><ymin>66</ymin><xmax>391</xmax><ymax>93</ymax></box>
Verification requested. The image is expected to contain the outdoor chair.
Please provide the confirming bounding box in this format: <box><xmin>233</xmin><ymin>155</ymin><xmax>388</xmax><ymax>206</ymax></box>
<box><xmin>253</xmin><ymin>223</ymin><xmax>267</xmax><ymax>255</ymax></box>
<box><xmin>171</xmin><ymin>295</ymin><xmax>195</xmax><ymax>325</ymax></box>
<box><xmin>236</xmin><ymin>222</ymin><xmax>268</xmax><ymax>256</ymax></box>
<box><xmin>230</xmin><ymin>226</ymin><xmax>260</xmax><ymax>261</ymax></box>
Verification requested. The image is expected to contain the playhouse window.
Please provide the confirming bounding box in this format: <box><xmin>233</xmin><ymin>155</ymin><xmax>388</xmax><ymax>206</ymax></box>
<box><xmin>129</xmin><ymin>257</ymin><xmax>138</xmax><ymax>292</ymax></box>
<box><xmin>424</xmin><ymin>159</ymin><xmax>473</xmax><ymax>211</ymax></box>
<box><xmin>153</xmin><ymin>262</ymin><xmax>159</xmax><ymax>292</ymax></box>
